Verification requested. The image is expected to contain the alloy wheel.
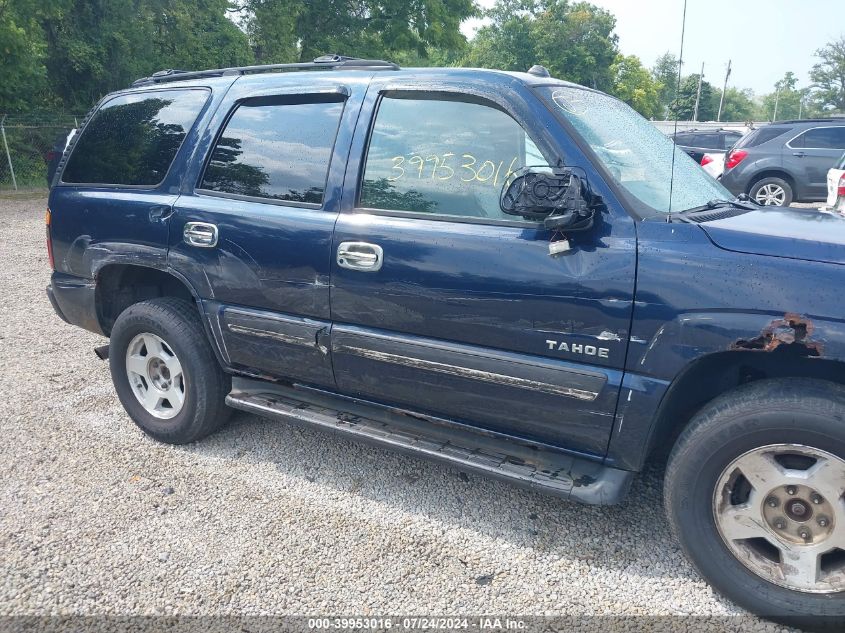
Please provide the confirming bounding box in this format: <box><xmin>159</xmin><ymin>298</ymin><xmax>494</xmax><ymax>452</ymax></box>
<box><xmin>754</xmin><ymin>183</ymin><xmax>786</xmax><ymax>205</ymax></box>
<box><xmin>714</xmin><ymin>443</ymin><xmax>845</xmax><ymax>593</ymax></box>
<box><xmin>125</xmin><ymin>332</ymin><xmax>185</xmax><ymax>419</ymax></box>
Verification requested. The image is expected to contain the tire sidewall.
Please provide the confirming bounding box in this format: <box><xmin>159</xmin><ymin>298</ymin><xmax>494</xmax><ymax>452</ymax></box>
<box><xmin>669</xmin><ymin>405</ymin><xmax>845</xmax><ymax>620</ymax></box>
<box><xmin>109</xmin><ymin>305</ymin><xmax>205</xmax><ymax>442</ymax></box>
<box><xmin>750</xmin><ymin>177</ymin><xmax>794</xmax><ymax>206</ymax></box>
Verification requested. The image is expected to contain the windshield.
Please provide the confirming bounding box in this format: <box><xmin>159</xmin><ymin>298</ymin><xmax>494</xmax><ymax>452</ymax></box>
<box><xmin>539</xmin><ymin>86</ymin><xmax>732</xmax><ymax>214</ymax></box>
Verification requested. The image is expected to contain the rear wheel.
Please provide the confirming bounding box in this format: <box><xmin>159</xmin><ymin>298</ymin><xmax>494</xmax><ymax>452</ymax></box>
<box><xmin>109</xmin><ymin>297</ymin><xmax>230</xmax><ymax>444</ymax></box>
<box><xmin>665</xmin><ymin>379</ymin><xmax>845</xmax><ymax>627</ymax></box>
<box><xmin>750</xmin><ymin>176</ymin><xmax>793</xmax><ymax>206</ymax></box>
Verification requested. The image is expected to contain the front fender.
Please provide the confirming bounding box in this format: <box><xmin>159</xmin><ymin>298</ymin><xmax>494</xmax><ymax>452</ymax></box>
<box><xmin>633</xmin><ymin>310</ymin><xmax>844</xmax><ymax>378</ymax></box>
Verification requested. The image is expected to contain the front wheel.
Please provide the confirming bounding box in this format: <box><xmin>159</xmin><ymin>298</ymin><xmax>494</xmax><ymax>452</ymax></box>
<box><xmin>665</xmin><ymin>379</ymin><xmax>845</xmax><ymax>627</ymax></box>
<box><xmin>109</xmin><ymin>297</ymin><xmax>231</xmax><ymax>444</ymax></box>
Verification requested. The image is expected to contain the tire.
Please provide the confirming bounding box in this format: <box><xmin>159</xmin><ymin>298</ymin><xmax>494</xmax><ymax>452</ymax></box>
<box><xmin>665</xmin><ymin>378</ymin><xmax>845</xmax><ymax>628</ymax></box>
<box><xmin>108</xmin><ymin>297</ymin><xmax>231</xmax><ymax>444</ymax></box>
<box><xmin>749</xmin><ymin>176</ymin><xmax>794</xmax><ymax>206</ymax></box>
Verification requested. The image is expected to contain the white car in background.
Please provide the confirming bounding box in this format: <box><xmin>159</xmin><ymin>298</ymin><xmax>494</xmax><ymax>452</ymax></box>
<box><xmin>826</xmin><ymin>151</ymin><xmax>845</xmax><ymax>213</ymax></box>
<box><xmin>700</xmin><ymin>152</ymin><xmax>724</xmax><ymax>179</ymax></box>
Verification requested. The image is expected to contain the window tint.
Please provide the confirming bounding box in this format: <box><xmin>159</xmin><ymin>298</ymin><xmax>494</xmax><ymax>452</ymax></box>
<box><xmin>735</xmin><ymin>126</ymin><xmax>791</xmax><ymax>149</ymax></box>
<box><xmin>201</xmin><ymin>97</ymin><xmax>344</xmax><ymax>204</ymax></box>
<box><xmin>62</xmin><ymin>89</ymin><xmax>208</xmax><ymax>185</ymax></box>
<box><xmin>360</xmin><ymin>95</ymin><xmax>548</xmax><ymax>220</ymax></box>
<box><xmin>723</xmin><ymin>133</ymin><xmax>742</xmax><ymax>149</ymax></box>
<box><xmin>791</xmin><ymin>127</ymin><xmax>845</xmax><ymax>149</ymax></box>
<box><xmin>693</xmin><ymin>133</ymin><xmax>721</xmax><ymax>149</ymax></box>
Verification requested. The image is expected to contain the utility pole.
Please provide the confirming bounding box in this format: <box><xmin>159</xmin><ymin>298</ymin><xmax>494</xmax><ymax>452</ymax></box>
<box><xmin>773</xmin><ymin>85</ymin><xmax>781</xmax><ymax>121</ymax></box>
<box><xmin>693</xmin><ymin>62</ymin><xmax>704</xmax><ymax>122</ymax></box>
<box><xmin>798</xmin><ymin>96</ymin><xmax>804</xmax><ymax>120</ymax></box>
<box><xmin>717</xmin><ymin>59</ymin><xmax>731</xmax><ymax>122</ymax></box>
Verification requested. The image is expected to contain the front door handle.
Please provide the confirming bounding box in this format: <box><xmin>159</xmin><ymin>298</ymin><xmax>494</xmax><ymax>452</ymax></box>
<box><xmin>183</xmin><ymin>222</ymin><xmax>218</xmax><ymax>248</ymax></box>
<box><xmin>337</xmin><ymin>241</ymin><xmax>383</xmax><ymax>272</ymax></box>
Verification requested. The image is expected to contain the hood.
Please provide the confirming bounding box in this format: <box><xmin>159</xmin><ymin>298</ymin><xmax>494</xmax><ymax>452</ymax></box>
<box><xmin>699</xmin><ymin>206</ymin><xmax>845</xmax><ymax>265</ymax></box>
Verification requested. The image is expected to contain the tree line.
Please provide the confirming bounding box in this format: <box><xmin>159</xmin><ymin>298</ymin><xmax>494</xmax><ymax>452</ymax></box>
<box><xmin>2</xmin><ymin>0</ymin><xmax>844</xmax><ymax>121</ymax></box>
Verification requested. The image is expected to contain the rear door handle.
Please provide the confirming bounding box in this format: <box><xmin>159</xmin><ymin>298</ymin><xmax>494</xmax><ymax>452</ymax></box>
<box><xmin>183</xmin><ymin>222</ymin><xmax>218</xmax><ymax>248</ymax></box>
<box><xmin>793</xmin><ymin>151</ymin><xmax>806</xmax><ymax>158</ymax></box>
<box><xmin>337</xmin><ymin>241</ymin><xmax>383</xmax><ymax>272</ymax></box>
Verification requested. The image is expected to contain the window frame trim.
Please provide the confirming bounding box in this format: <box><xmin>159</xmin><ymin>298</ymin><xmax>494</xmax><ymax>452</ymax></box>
<box><xmin>194</xmin><ymin>90</ymin><xmax>348</xmax><ymax>210</ymax></box>
<box><xmin>353</xmin><ymin>89</ymin><xmax>549</xmax><ymax>229</ymax></box>
<box><xmin>785</xmin><ymin>125</ymin><xmax>845</xmax><ymax>151</ymax></box>
<box><xmin>58</xmin><ymin>87</ymin><xmax>211</xmax><ymax>190</ymax></box>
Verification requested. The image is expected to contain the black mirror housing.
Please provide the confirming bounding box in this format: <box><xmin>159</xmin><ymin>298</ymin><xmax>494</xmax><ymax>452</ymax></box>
<box><xmin>500</xmin><ymin>167</ymin><xmax>595</xmax><ymax>232</ymax></box>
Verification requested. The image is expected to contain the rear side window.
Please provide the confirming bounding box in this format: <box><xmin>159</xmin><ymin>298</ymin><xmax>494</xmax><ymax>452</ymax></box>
<box><xmin>723</xmin><ymin>133</ymin><xmax>742</xmax><ymax>149</ymax></box>
<box><xmin>735</xmin><ymin>126</ymin><xmax>791</xmax><ymax>149</ymax></box>
<box><xmin>790</xmin><ymin>127</ymin><xmax>845</xmax><ymax>150</ymax></box>
<box><xmin>62</xmin><ymin>89</ymin><xmax>208</xmax><ymax>186</ymax></box>
<box><xmin>359</xmin><ymin>94</ymin><xmax>549</xmax><ymax>221</ymax></box>
<box><xmin>200</xmin><ymin>96</ymin><xmax>344</xmax><ymax>205</ymax></box>
<box><xmin>692</xmin><ymin>133</ymin><xmax>721</xmax><ymax>149</ymax></box>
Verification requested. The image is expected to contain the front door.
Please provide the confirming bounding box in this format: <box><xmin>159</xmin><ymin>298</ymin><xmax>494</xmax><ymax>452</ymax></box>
<box><xmin>329</xmin><ymin>79</ymin><xmax>637</xmax><ymax>456</ymax></box>
<box><xmin>169</xmin><ymin>75</ymin><xmax>366</xmax><ymax>387</ymax></box>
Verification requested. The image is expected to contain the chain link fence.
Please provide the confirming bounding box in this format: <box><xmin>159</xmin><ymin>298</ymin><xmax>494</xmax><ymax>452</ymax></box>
<box><xmin>0</xmin><ymin>114</ymin><xmax>83</xmax><ymax>192</ymax></box>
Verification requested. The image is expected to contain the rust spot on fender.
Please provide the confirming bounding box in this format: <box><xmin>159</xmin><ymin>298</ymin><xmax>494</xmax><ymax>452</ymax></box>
<box><xmin>732</xmin><ymin>313</ymin><xmax>823</xmax><ymax>356</ymax></box>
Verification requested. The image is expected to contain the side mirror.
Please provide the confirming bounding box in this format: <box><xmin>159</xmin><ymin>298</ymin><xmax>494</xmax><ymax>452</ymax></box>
<box><xmin>500</xmin><ymin>167</ymin><xmax>595</xmax><ymax>232</ymax></box>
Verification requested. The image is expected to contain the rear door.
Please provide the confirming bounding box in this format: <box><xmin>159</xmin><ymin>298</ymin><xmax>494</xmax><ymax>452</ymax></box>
<box><xmin>787</xmin><ymin>126</ymin><xmax>845</xmax><ymax>199</ymax></box>
<box><xmin>169</xmin><ymin>74</ymin><xmax>366</xmax><ymax>387</ymax></box>
<box><xmin>329</xmin><ymin>76</ymin><xmax>637</xmax><ymax>457</ymax></box>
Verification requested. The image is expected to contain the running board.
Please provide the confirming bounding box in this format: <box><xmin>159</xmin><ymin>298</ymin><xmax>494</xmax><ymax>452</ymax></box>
<box><xmin>225</xmin><ymin>378</ymin><xmax>632</xmax><ymax>505</ymax></box>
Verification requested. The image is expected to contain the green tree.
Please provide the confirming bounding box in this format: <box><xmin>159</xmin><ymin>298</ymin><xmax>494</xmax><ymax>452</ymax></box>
<box><xmin>760</xmin><ymin>72</ymin><xmax>805</xmax><ymax>121</ymax></box>
<box><xmin>651</xmin><ymin>52</ymin><xmax>679</xmax><ymax>118</ymax></box>
<box><xmin>39</xmin><ymin>0</ymin><xmax>253</xmax><ymax>111</ymax></box>
<box><xmin>810</xmin><ymin>36</ymin><xmax>845</xmax><ymax>113</ymax></box>
<box><xmin>462</xmin><ymin>0</ymin><xmax>537</xmax><ymax>72</ymax></box>
<box><xmin>0</xmin><ymin>0</ymin><xmax>55</xmax><ymax>112</ymax></box>
<box><xmin>463</xmin><ymin>0</ymin><xmax>618</xmax><ymax>91</ymax></box>
<box><xmin>237</xmin><ymin>0</ymin><xmax>476</xmax><ymax>64</ymax></box>
<box><xmin>610</xmin><ymin>54</ymin><xmax>660</xmax><ymax>118</ymax></box>
<box><xmin>671</xmin><ymin>74</ymin><xmax>715</xmax><ymax>121</ymax></box>
<box><xmin>533</xmin><ymin>1</ymin><xmax>618</xmax><ymax>90</ymax></box>
<box><xmin>713</xmin><ymin>87</ymin><xmax>756</xmax><ymax>122</ymax></box>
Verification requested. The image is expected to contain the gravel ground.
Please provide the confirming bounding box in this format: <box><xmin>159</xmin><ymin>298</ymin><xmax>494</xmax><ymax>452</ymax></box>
<box><xmin>0</xmin><ymin>195</ymin><xmax>800</xmax><ymax>631</ymax></box>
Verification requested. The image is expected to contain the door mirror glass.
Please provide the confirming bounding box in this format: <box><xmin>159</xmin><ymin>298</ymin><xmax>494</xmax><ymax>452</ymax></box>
<box><xmin>500</xmin><ymin>167</ymin><xmax>595</xmax><ymax>231</ymax></box>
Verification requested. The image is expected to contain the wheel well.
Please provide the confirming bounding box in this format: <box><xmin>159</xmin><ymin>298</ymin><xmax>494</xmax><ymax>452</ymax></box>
<box><xmin>96</xmin><ymin>265</ymin><xmax>196</xmax><ymax>336</ymax></box>
<box><xmin>647</xmin><ymin>351</ymin><xmax>845</xmax><ymax>463</ymax></box>
<box><xmin>747</xmin><ymin>170</ymin><xmax>796</xmax><ymax>194</ymax></box>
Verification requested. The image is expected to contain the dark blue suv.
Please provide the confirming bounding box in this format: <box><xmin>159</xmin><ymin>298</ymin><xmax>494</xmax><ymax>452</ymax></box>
<box><xmin>45</xmin><ymin>56</ymin><xmax>845</xmax><ymax>625</ymax></box>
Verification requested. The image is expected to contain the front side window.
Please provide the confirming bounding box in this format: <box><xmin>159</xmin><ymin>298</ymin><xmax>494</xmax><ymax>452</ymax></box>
<box><xmin>360</xmin><ymin>95</ymin><xmax>549</xmax><ymax>220</ymax></box>
<box><xmin>540</xmin><ymin>86</ymin><xmax>730</xmax><ymax>214</ymax></box>
<box><xmin>200</xmin><ymin>96</ymin><xmax>344</xmax><ymax>204</ymax></box>
<box><xmin>62</xmin><ymin>89</ymin><xmax>208</xmax><ymax>186</ymax></box>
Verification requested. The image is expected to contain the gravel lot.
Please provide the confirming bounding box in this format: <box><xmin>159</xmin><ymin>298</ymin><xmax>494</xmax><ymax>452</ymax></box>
<box><xmin>0</xmin><ymin>195</ymin><xmax>798</xmax><ymax>631</ymax></box>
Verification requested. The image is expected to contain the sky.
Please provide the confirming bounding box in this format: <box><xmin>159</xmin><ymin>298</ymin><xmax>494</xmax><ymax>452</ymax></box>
<box><xmin>463</xmin><ymin>0</ymin><xmax>843</xmax><ymax>96</ymax></box>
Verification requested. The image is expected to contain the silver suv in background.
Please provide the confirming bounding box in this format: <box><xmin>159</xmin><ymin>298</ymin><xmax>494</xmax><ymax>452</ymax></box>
<box><xmin>720</xmin><ymin>119</ymin><xmax>845</xmax><ymax>206</ymax></box>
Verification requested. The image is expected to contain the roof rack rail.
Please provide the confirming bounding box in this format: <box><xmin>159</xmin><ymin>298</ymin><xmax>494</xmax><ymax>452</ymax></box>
<box><xmin>132</xmin><ymin>54</ymin><xmax>400</xmax><ymax>87</ymax></box>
